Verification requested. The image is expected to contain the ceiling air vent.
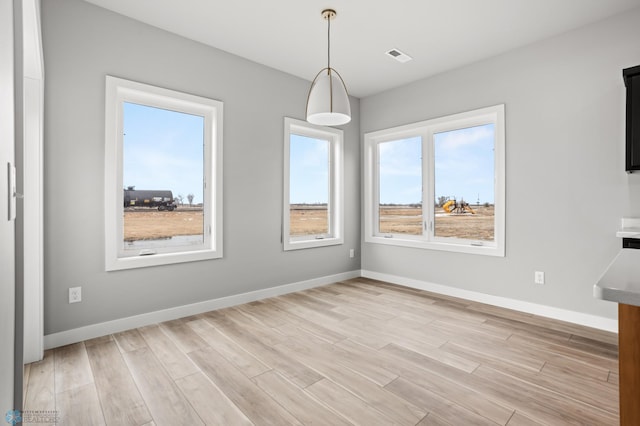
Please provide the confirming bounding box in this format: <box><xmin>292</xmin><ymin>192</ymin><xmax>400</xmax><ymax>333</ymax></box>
<box><xmin>386</xmin><ymin>48</ymin><xmax>412</xmax><ymax>63</ymax></box>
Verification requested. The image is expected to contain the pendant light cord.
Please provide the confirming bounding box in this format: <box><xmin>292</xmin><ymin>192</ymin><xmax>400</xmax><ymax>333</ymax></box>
<box><xmin>327</xmin><ymin>14</ymin><xmax>331</xmax><ymax>73</ymax></box>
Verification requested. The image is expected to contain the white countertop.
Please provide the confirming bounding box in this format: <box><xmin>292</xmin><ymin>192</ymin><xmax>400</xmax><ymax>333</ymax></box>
<box><xmin>616</xmin><ymin>227</ymin><xmax>640</xmax><ymax>238</ymax></box>
<box><xmin>595</xmin><ymin>249</ymin><xmax>640</xmax><ymax>307</ymax></box>
<box><xmin>617</xmin><ymin>217</ymin><xmax>640</xmax><ymax>238</ymax></box>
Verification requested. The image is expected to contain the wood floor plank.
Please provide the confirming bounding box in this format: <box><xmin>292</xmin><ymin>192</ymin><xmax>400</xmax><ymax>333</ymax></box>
<box><xmin>341</xmin><ymin>316</ymin><xmax>446</xmax><ymax>350</ymax></box>
<box><xmin>278</xmin><ymin>338</ymin><xmax>426</xmax><ymax>425</ymax></box>
<box><xmin>248</xmin><ymin>299</ymin><xmax>348</xmax><ymax>344</ymax></box>
<box><xmin>375</xmin><ymin>316</ymin><xmax>452</xmax><ymax>348</ymax></box>
<box><xmin>24</xmin><ymin>349</ymin><xmax>56</xmax><ymax>423</ymax></box>
<box><xmin>504</xmin><ymin>333</ymin><xmax>614</xmax><ymax>383</ymax></box>
<box><xmin>114</xmin><ymin>328</ymin><xmax>148</xmax><ymax>353</ymax></box>
<box><xmin>334</xmin><ymin>280</ymin><xmax>386</xmax><ymax>296</ymax></box>
<box><xmin>138</xmin><ymin>324</ymin><xmax>199</xmax><ymax>380</ymax></box>
<box><xmin>290</xmin><ymin>291</ymin><xmax>340</xmax><ymax>311</ymax></box>
<box><xmin>205</xmin><ymin>310</ymin><xmax>324</xmax><ymax>388</ymax></box>
<box><xmin>252</xmin><ymin>370</ymin><xmax>353</xmax><ymax>426</ymax></box>
<box><xmin>501</xmin><ymin>360</ymin><xmax>619</xmax><ymax>414</ymax></box>
<box><xmin>540</xmin><ymin>358</ymin><xmax>610</xmax><ymax>383</ymax></box>
<box><xmin>483</xmin><ymin>317</ymin><xmax>573</xmax><ymax>346</ymax></box>
<box><xmin>416</xmin><ymin>412</ymin><xmax>454</xmax><ymax>425</ymax></box>
<box><xmin>315</xmin><ymin>316</ymin><xmax>394</xmax><ymax>350</ymax></box>
<box><xmin>309</xmin><ymin>287</ymin><xmax>399</xmax><ymax>320</ymax></box>
<box><xmin>441</xmin><ymin>338</ymin><xmax>545</xmax><ymax>373</ymax></box>
<box><xmin>506</xmin><ymin>412</ymin><xmax>546</xmax><ymax>426</ymax></box>
<box><xmin>466</xmin><ymin>302</ymin><xmax>537</xmax><ymax>324</ymax></box>
<box><xmin>277</xmin><ymin>323</ymin><xmax>398</xmax><ymax>386</ymax></box>
<box><xmin>385</xmin><ymin>377</ymin><xmax>501</xmax><ymax>426</ymax></box>
<box><xmin>529</xmin><ymin>316</ymin><xmax>616</xmax><ymax>345</ymax></box>
<box><xmin>54</xmin><ymin>342</ymin><xmax>93</xmax><ymax>394</ymax></box>
<box><xmin>23</xmin><ymin>363</ymin><xmax>31</xmax><ymax>404</ymax></box>
<box><xmin>430</xmin><ymin>317</ymin><xmax>513</xmax><ymax>341</ymax></box>
<box><xmin>85</xmin><ymin>341</ymin><xmax>153</xmax><ymax>425</ymax></box>
<box><xmin>384</xmin><ymin>340</ymin><xmax>601</xmax><ymax>426</ymax></box>
<box><xmin>368</xmin><ymin>342</ymin><xmax>514</xmax><ymax>425</ymax></box>
<box><xmin>271</xmin><ymin>296</ymin><xmax>348</xmax><ymax>324</ymax></box>
<box><xmin>235</xmin><ymin>300</ymin><xmax>289</xmax><ymax>328</ymax></box>
<box><xmin>386</xmin><ymin>339</ymin><xmax>612</xmax><ymax>425</ymax></box>
<box><xmin>473</xmin><ymin>365</ymin><xmax>618</xmax><ymax>425</ymax></box>
<box><xmin>567</xmin><ymin>333</ymin><xmax>618</xmax><ymax>358</ymax></box>
<box><xmin>175</xmin><ymin>372</ymin><xmax>253</xmax><ymax>425</ymax></box>
<box><xmin>56</xmin><ymin>383</ymin><xmax>105</xmax><ymax>426</ymax></box>
<box><xmin>26</xmin><ymin>278</ymin><xmax>620</xmax><ymax>426</ymax></box>
<box><xmin>203</xmin><ymin>308</ymin><xmax>281</xmax><ymax>346</ymax></box>
<box><xmin>189</xmin><ymin>346</ymin><xmax>303</xmax><ymax>425</ymax></box>
<box><xmin>306</xmin><ymin>378</ymin><xmax>397</xmax><ymax>426</ymax></box>
<box><xmin>158</xmin><ymin>318</ymin><xmax>209</xmax><ymax>353</ymax></box>
<box><xmin>392</xmin><ymin>338</ymin><xmax>481</xmax><ymax>373</ymax></box>
<box><xmin>83</xmin><ymin>334</ymin><xmax>114</xmax><ymax>347</ymax></box>
<box><xmin>187</xmin><ymin>317</ymin><xmax>270</xmax><ymax>378</ymax></box>
<box><xmin>122</xmin><ymin>347</ymin><xmax>204</xmax><ymax>426</ymax></box>
<box><xmin>507</xmin><ymin>333</ymin><xmax>618</xmax><ymax>371</ymax></box>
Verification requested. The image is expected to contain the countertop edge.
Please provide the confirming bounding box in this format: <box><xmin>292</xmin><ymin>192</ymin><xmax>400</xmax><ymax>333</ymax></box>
<box><xmin>595</xmin><ymin>249</ymin><xmax>640</xmax><ymax>307</ymax></box>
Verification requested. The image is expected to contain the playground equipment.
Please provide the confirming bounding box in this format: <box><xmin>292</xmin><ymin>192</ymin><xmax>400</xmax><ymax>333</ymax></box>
<box><xmin>442</xmin><ymin>199</ymin><xmax>475</xmax><ymax>214</ymax></box>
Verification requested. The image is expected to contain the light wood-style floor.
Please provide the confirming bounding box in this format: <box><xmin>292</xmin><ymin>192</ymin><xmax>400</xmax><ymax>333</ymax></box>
<box><xmin>23</xmin><ymin>278</ymin><xmax>619</xmax><ymax>425</ymax></box>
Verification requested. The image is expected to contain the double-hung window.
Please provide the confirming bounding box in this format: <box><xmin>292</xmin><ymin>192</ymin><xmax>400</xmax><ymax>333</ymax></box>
<box><xmin>104</xmin><ymin>76</ymin><xmax>223</xmax><ymax>270</ymax></box>
<box><xmin>364</xmin><ymin>104</ymin><xmax>505</xmax><ymax>256</ymax></box>
<box><xmin>283</xmin><ymin>118</ymin><xmax>343</xmax><ymax>250</ymax></box>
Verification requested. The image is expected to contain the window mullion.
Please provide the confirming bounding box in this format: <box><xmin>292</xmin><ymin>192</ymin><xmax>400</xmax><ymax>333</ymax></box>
<box><xmin>424</xmin><ymin>130</ymin><xmax>434</xmax><ymax>242</ymax></box>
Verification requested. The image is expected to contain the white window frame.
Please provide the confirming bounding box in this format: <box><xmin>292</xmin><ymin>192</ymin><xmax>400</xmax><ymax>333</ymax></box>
<box><xmin>364</xmin><ymin>104</ymin><xmax>505</xmax><ymax>257</ymax></box>
<box><xmin>104</xmin><ymin>76</ymin><xmax>223</xmax><ymax>271</ymax></box>
<box><xmin>283</xmin><ymin>117</ymin><xmax>344</xmax><ymax>250</ymax></box>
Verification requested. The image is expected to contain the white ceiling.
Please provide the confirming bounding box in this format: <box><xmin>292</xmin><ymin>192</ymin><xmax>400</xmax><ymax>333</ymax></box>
<box><xmin>83</xmin><ymin>0</ymin><xmax>640</xmax><ymax>98</ymax></box>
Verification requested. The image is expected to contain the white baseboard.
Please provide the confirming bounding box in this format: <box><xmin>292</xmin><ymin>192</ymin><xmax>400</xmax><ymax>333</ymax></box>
<box><xmin>43</xmin><ymin>270</ymin><xmax>361</xmax><ymax>350</ymax></box>
<box><xmin>44</xmin><ymin>268</ymin><xmax>617</xmax><ymax>351</ymax></box>
<box><xmin>361</xmin><ymin>270</ymin><xmax>618</xmax><ymax>333</ymax></box>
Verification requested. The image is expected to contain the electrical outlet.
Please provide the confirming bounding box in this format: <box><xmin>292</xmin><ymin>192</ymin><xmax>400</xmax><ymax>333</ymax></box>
<box><xmin>69</xmin><ymin>286</ymin><xmax>82</xmax><ymax>303</ymax></box>
<box><xmin>534</xmin><ymin>271</ymin><xmax>545</xmax><ymax>285</ymax></box>
<box><xmin>349</xmin><ymin>248</ymin><xmax>355</xmax><ymax>258</ymax></box>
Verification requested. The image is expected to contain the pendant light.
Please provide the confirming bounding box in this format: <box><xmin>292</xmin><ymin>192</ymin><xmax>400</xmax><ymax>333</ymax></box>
<box><xmin>305</xmin><ymin>9</ymin><xmax>351</xmax><ymax>126</ymax></box>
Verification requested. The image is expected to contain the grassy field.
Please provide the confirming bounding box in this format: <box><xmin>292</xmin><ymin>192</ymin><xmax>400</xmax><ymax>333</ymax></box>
<box><xmin>124</xmin><ymin>204</ymin><xmax>494</xmax><ymax>242</ymax></box>
<box><xmin>124</xmin><ymin>208</ymin><xmax>203</xmax><ymax>241</ymax></box>
<box><xmin>289</xmin><ymin>205</ymin><xmax>328</xmax><ymax>236</ymax></box>
<box><xmin>380</xmin><ymin>205</ymin><xmax>495</xmax><ymax>240</ymax></box>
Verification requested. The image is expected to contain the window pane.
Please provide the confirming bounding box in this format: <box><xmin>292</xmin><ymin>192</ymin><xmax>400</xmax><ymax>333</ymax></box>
<box><xmin>434</xmin><ymin>124</ymin><xmax>495</xmax><ymax>241</ymax></box>
<box><xmin>289</xmin><ymin>134</ymin><xmax>329</xmax><ymax>236</ymax></box>
<box><xmin>122</xmin><ymin>102</ymin><xmax>204</xmax><ymax>250</ymax></box>
<box><xmin>378</xmin><ymin>137</ymin><xmax>422</xmax><ymax>235</ymax></box>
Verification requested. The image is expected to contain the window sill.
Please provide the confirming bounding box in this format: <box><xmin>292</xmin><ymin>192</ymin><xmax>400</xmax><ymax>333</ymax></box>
<box><xmin>284</xmin><ymin>237</ymin><xmax>344</xmax><ymax>251</ymax></box>
<box><xmin>364</xmin><ymin>235</ymin><xmax>504</xmax><ymax>257</ymax></box>
<box><xmin>106</xmin><ymin>248</ymin><xmax>222</xmax><ymax>271</ymax></box>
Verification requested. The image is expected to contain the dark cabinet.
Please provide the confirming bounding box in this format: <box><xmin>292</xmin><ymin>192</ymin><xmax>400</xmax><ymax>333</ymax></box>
<box><xmin>624</xmin><ymin>65</ymin><xmax>640</xmax><ymax>172</ymax></box>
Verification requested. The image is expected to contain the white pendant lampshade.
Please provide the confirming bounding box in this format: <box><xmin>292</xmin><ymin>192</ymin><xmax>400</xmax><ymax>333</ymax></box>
<box><xmin>305</xmin><ymin>9</ymin><xmax>351</xmax><ymax>126</ymax></box>
<box><xmin>306</xmin><ymin>68</ymin><xmax>351</xmax><ymax>126</ymax></box>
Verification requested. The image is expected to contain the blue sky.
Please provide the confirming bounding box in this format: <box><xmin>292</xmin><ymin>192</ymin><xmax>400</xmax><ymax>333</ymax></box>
<box><xmin>378</xmin><ymin>136</ymin><xmax>422</xmax><ymax>205</ymax></box>
<box><xmin>123</xmin><ymin>102</ymin><xmax>205</xmax><ymax>204</ymax></box>
<box><xmin>122</xmin><ymin>104</ymin><xmax>493</xmax><ymax>207</ymax></box>
<box><xmin>434</xmin><ymin>123</ymin><xmax>495</xmax><ymax>204</ymax></box>
<box><xmin>379</xmin><ymin>123</ymin><xmax>495</xmax><ymax>205</ymax></box>
<box><xmin>289</xmin><ymin>134</ymin><xmax>329</xmax><ymax>204</ymax></box>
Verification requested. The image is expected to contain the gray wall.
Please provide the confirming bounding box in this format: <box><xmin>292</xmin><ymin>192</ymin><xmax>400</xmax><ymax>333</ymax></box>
<box><xmin>1</xmin><ymin>0</ymin><xmax>15</xmax><ymax>411</ymax></box>
<box><xmin>361</xmin><ymin>8</ymin><xmax>640</xmax><ymax>320</ymax></box>
<box><xmin>41</xmin><ymin>0</ymin><xmax>360</xmax><ymax>335</ymax></box>
<box><xmin>42</xmin><ymin>0</ymin><xmax>640</xmax><ymax>337</ymax></box>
